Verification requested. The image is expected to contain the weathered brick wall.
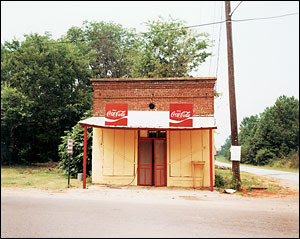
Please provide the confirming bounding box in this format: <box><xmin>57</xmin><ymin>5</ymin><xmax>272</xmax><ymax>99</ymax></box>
<box><xmin>91</xmin><ymin>77</ymin><xmax>216</xmax><ymax>117</ymax></box>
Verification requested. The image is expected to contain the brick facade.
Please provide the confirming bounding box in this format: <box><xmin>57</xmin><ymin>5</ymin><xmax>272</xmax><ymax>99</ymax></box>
<box><xmin>91</xmin><ymin>77</ymin><xmax>216</xmax><ymax>117</ymax></box>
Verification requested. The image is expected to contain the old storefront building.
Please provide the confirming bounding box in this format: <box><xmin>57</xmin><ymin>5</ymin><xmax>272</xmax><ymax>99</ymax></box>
<box><xmin>79</xmin><ymin>77</ymin><xmax>217</xmax><ymax>191</ymax></box>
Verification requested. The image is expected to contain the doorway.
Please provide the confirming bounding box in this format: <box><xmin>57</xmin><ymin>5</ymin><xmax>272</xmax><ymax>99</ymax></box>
<box><xmin>138</xmin><ymin>131</ymin><xmax>167</xmax><ymax>187</ymax></box>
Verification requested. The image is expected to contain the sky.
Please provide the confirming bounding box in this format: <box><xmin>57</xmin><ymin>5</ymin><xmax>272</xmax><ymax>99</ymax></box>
<box><xmin>1</xmin><ymin>1</ymin><xmax>299</xmax><ymax>149</ymax></box>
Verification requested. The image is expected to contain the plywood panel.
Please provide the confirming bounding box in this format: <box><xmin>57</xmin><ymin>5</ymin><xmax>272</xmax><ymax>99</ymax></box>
<box><xmin>169</xmin><ymin>131</ymin><xmax>181</xmax><ymax>176</ymax></box>
<box><xmin>191</xmin><ymin>130</ymin><xmax>204</xmax><ymax>179</ymax></box>
<box><xmin>103</xmin><ymin>129</ymin><xmax>114</xmax><ymax>175</ymax></box>
<box><xmin>124</xmin><ymin>130</ymin><xmax>135</xmax><ymax>176</ymax></box>
<box><xmin>180</xmin><ymin>131</ymin><xmax>192</xmax><ymax>176</ymax></box>
<box><xmin>114</xmin><ymin>130</ymin><xmax>125</xmax><ymax>175</ymax></box>
<box><xmin>202</xmin><ymin>130</ymin><xmax>210</xmax><ymax>185</ymax></box>
<box><xmin>92</xmin><ymin>128</ymin><xmax>102</xmax><ymax>183</ymax></box>
<box><xmin>202</xmin><ymin>130</ymin><xmax>209</xmax><ymax>162</ymax></box>
<box><xmin>191</xmin><ymin>130</ymin><xmax>203</xmax><ymax>162</ymax></box>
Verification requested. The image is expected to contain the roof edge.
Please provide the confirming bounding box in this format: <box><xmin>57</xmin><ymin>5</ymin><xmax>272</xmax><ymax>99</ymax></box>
<box><xmin>90</xmin><ymin>77</ymin><xmax>217</xmax><ymax>82</ymax></box>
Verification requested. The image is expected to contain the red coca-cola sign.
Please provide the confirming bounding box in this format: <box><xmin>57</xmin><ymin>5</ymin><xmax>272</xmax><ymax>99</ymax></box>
<box><xmin>105</xmin><ymin>103</ymin><xmax>128</xmax><ymax>126</ymax></box>
<box><xmin>169</xmin><ymin>104</ymin><xmax>193</xmax><ymax>127</ymax></box>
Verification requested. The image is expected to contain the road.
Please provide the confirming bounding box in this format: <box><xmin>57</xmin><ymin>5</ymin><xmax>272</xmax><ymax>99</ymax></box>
<box><xmin>215</xmin><ymin>160</ymin><xmax>299</xmax><ymax>190</ymax></box>
<box><xmin>1</xmin><ymin>186</ymin><xmax>299</xmax><ymax>238</ymax></box>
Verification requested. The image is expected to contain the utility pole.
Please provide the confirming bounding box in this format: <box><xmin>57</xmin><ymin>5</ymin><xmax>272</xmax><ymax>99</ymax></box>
<box><xmin>225</xmin><ymin>1</ymin><xmax>240</xmax><ymax>190</ymax></box>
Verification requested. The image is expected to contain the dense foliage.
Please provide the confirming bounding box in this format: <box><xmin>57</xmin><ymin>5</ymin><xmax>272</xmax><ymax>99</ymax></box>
<box><xmin>1</xmin><ymin>17</ymin><xmax>212</xmax><ymax>166</ymax></box>
<box><xmin>218</xmin><ymin>95</ymin><xmax>299</xmax><ymax>167</ymax></box>
<box><xmin>130</xmin><ymin>16</ymin><xmax>212</xmax><ymax>78</ymax></box>
<box><xmin>1</xmin><ymin>33</ymin><xmax>93</xmax><ymax>164</ymax></box>
<box><xmin>58</xmin><ymin>111</ymin><xmax>93</xmax><ymax>176</ymax></box>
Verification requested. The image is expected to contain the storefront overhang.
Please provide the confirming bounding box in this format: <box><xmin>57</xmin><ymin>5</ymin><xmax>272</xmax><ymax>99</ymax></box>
<box><xmin>78</xmin><ymin>111</ymin><xmax>217</xmax><ymax>130</ymax></box>
<box><xmin>79</xmin><ymin>111</ymin><xmax>216</xmax><ymax>192</ymax></box>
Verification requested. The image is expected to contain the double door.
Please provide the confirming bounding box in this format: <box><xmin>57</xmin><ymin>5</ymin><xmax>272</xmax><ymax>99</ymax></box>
<box><xmin>138</xmin><ymin>139</ymin><xmax>166</xmax><ymax>186</ymax></box>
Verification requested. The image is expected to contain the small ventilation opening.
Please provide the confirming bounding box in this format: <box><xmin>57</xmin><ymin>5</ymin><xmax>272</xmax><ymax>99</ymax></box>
<box><xmin>149</xmin><ymin>103</ymin><xmax>155</xmax><ymax>110</ymax></box>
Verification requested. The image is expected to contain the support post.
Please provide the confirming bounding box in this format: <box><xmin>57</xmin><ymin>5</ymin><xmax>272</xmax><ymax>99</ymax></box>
<box><xmin>68</xmin><ymin>153</ymin><xmax>71</xmax><ymax>188</ymax></box>
<box><xmin>225</xmin><ymin>1</ymin><xmax>240</xmax><ymax>190</ymax></box>
<box><xmin>209</xmin><ymin>129</ymin><xmax>213</xmax><ymax>192</ymax></box>
<box><xmin>83</xmin><ymin>126</ymin><xmax>87</xmax><ymax>189</ymax></box>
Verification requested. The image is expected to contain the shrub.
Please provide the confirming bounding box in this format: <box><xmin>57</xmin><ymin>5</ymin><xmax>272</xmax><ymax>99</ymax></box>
<box><xmin>215</xmin><ymin>171</ymin><xmax>226</xmax><ymax>188</ymax></box>
<box><xmin>58</xmin><ymin>111</ymin><xmax>93</xmax><ymax>177</ymax></box>
<box><xmin>254</xmin><ymin>148</ymin><xmax>276</xmax><ymax>166</ymax></box>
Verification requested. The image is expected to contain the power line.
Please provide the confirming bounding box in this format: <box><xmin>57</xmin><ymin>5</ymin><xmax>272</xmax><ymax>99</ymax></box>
<box><xmin>209</xmin><ymin>1</ymin><xmax>218</xmax><ymax>76</ymax></box>
<box><xmin>6</xmin><ymin>11</ymin><xmax>299</xmax><ymax>47</ymax></box>
<box><xmin>229</xmin><ymin>1</ymin><xmax>243</xmax><ymax>16</ymax></box>
<box><xmin>215</xmin><ymin>2</ymin><xmax>224</xmax><ymax>78</ymax></box>
<box><xmin>231</xmin><ymin>12</ymin><xmax>299</xmax><ymax>22</ymax></box>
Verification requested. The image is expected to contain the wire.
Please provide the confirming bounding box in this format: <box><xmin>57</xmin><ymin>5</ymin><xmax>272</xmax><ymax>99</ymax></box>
<box><xmin>7</xmin><ymin>12</ymin><xmax>299</xmax><ymax>47</ymax></box>
<box><xmin>231</xmin><ymin>12</ymin><xmax>299</xmax><ymax>22</ymax></box>
<box><xmin>229</xmin><ymin>1</ymin><xmax>243</xmax><ymax>16</ymax></box>
<box><xmin>215</xmin><ymin>2</ymin><xmax>223</xmax><ymax>78</ymax></box>
<box><xmin>16</xmin><ymin>20</ymin><xmax>227</xmax><ymax>47</ymax></box>
<box><xmin>208</xmin><ymin>1</ymin><xmax>218</xmax><ymax>76</ymax></box>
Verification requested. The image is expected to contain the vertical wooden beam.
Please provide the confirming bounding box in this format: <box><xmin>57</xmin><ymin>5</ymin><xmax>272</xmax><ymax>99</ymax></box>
<box><xmin>225</xmin><ymin>1</ymin><xmax>241</xmax><ymax>190</ymax></box>
<box><xmin>209</xmin><ymin>129</ymin><xmax>213</xmax><ymax>192</ymax></box>
<box><xmin>83</xmin><ymin>126</ymin><xmax>87</xmax><ymax>189</ymax></box>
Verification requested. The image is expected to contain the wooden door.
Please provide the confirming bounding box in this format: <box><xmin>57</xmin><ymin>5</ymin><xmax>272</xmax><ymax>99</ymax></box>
<box><xmin>138</xmin><ymin>139</ymin><xmax>152</xmax><ymax>185</ymax></box>
<box><xmin>154</xmin><ymin>139</ymin><xmax>166</xmax><ymax>186</ymax></box>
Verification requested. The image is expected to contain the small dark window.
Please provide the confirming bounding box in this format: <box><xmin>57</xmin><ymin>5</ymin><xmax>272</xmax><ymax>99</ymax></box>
<box><xmin>148</xmin><ymin>130</ymin><xmax>157</xmax><ymax>138</ymax></box>
<box><xmin>158</xmin><ymin>131</ymin><xmax>166</xmax><ymax>138</ymax></box>
<box><xmin>149</xmin><ymin>103</ymin><xmax>155</xmax><ymax>110</ymax></box>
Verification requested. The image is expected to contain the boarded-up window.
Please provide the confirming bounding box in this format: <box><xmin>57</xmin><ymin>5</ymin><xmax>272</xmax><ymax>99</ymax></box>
<box><xmin>103</xmin><ymin>129</ymin><xmax>135</xmax><ymax>176</ymax></box>
<box><xmin>169</xmin><ymin>130</ymin><xmax>208</xmax><ymax>177</ymax></box>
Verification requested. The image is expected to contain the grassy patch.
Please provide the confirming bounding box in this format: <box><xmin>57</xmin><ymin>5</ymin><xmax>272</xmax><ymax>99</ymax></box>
<box><xmin>1</xmin><ymin>162</ymin><xmax>92</xmax><ymax>190</ymax></box>
<box><xmin>215</xmin><ymin>155</ymin><xmax>299</xmax><ymax>173</ymax></box>
<box><xmin>215</xmin><ymin>165</ymin><xmax>283</xmax><ymax>193</ymax></box>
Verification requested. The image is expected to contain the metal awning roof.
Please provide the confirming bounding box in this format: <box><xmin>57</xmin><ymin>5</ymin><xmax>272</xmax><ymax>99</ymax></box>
<box><xmin>79</xmin><ymin>111</ymin><xmax>217</xmax><ymax>130</ymax></box>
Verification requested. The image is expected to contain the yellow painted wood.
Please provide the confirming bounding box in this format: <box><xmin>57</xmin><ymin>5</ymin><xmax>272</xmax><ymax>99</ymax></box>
<box><xmin>114</xmin><ymin>129</ymin><xmax>125</xmax><ymax>175</ymax></box>
<box><xmin>190</xmin><ymin>130</ymin><xmax>205</xmax><ymax>186</ymax></box>
<box><xmin>92</xmin><ymin>128</ymin><xmax>102</xmax><ymax>183</ymax></box>
<box><xmin>202</xmin><ymin>130</ymin><xmax>210</xmax><ymax>186</ymax></box>
<box><xmin>180</xmin><ymin>131</ymin><xmax>192</xmax><ymax>177</ymax></box>
<box><xmin>124</xmin><ymin>130</ymin><xmax>135</xmax><ymax>176</ymax></box>
<box><xmin>103</xmin><ymin>128</ymin><xmax>114</xmax><ymax>175</ymax></box>
<box><xmin>191</xmin><ymin>161</ymin><xmax>205</xmax><ymax>188</ymax></box>
<box><xmin>139</xmin><ymin>130</ymin><xmax>148</xmax><ymax>138</ymax></box>
<box><xmin>169</xmin><ymin>131</ymin><xmax>181</xmax><ymax>176</ymax></box>
<box><xmin>93</xmin><ymin>128</ymin><xmax>214</xmax><ymax>188</ymax></box>
<box><xmin>167</xmin><ymin>129</ymin><xmax>214</xmax><ymax>187</ymax></box>
<box><xmin>191</xmin><ymin>130</ymin><xmax>203</xmax><ymax>162</ymax></box>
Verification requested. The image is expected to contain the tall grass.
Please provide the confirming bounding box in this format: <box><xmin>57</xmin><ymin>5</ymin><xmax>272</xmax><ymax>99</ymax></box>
<box><xmin>1</xmin><ymin>163</ymin><xmax>91</xmax><ymax>190</ymax></box>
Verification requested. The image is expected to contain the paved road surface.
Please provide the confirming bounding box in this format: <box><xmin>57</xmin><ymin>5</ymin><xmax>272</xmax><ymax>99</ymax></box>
<box><xmin>1</xmin><ymin>187</ymin><xmax>299</xmax><ymax>238</ymax></box>
<box><xmin>215</xmin><ymin>160</ymin><xmax>299</xmax><ymax>189</ymax></box>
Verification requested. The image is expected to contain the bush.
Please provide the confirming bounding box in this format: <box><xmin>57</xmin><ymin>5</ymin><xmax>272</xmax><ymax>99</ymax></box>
<box><xmin>215</xmin><ymin>166</ymin><xmax>235</xmax><ymax>189</ymax></box>
<box><xmin>286</xmin><ymin>150</ymin><xmax>299</xmax><ymax>168</ymax></box>
<box><xmin>58</xmin><ymin>111</ymin><xmax>93</xmax><ymax>177</ymax></box>
<box><xmin>254</xmin><ymin>148</ymin><xmax>276</xmax><ymax>166</ymax></box>
<box><xmin>215</xmin><ymin>171</ymin><xmax>226</xmax><ymax>188</ymax></box>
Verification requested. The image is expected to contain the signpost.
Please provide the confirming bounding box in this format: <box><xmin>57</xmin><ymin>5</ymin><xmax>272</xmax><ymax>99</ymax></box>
<box><xmin>67</xmin><ymin>138</ymin><xmax>73</xmax><ymax>187</ymax></box>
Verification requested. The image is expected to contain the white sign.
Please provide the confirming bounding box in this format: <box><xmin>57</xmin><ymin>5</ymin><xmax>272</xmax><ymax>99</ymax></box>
<box><xmin>67</xmin><ymin>138</ymin><xmax>73</xmax><ymax>154</ymax></box>
<box><xmin>230</xmin><ymin>146</ymin><xmax>241</xmax><ymax>161</ymax></box>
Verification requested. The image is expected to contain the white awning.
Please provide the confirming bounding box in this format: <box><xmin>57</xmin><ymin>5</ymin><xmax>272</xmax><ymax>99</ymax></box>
<box><xmin>79</xmin><ymin>111</ymin><xmax>216</xmax><ymax>129</ymax></box>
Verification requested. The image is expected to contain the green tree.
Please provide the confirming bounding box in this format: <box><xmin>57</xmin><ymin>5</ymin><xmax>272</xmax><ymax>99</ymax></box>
<box><xmin>58</xmin><ymin>111</ymin><xmax>93</xmax><ymax>176</ymax></box>
<box><xmin>1</xmin><ymin>84</ymin><xmax>33</xmax><ymax>164</ymax></box>
<box><xmin>238</xmin><ymin>115</ymin><xmax>260</xmax><ymax>164</ymax></box>
<box><xmin>219</xmin><ymin>95</ymin><xmax>299</xmax><ymax>166</ymax></box>
<box><xmin>1</xmin><ymin>33</ymin><xmax>93</xmax><ymax>163</ymax></box>
<box><xmin>218</xmin><ymin>135</ymin><xmax>231</xmax><ymax>161</ymax></box>
<box><xmin>253</xmin><ymin>95</ymin><xmax>299</xmax><ymax>165</ymax></box>
<box><xmin>64</xmin><ymin>20</ymin><xmax>139</xmax><ymax>78</ymax></box>
<box><xmin>130</xmin><ymin>16</ymin><xmax>212</xmax><ymax>78</ymax></box>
